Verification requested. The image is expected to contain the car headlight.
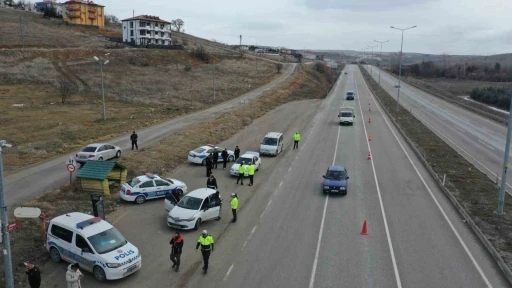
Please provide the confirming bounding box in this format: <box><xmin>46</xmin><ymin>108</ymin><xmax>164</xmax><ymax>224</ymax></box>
<box><xmin>323</xmin><ymin>186</ymin><xmax>329</xmax><ymax>189</ymax></box>
<box><xmin>106</xmin><ymin>263</ymin><xmax>122</xmax><ymax>268</ymax></box>
<box><xmin>184</xmin><ymin>215</ymin><xmax>196</xmax><ymax>222</ymax></box>
<box><xmin>340</xmin><ymin>187</ymin><xmax>346</xmax><ymax>190</ymax></box>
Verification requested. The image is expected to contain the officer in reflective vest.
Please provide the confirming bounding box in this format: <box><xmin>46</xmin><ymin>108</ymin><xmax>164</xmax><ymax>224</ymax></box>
<box><xmin>236</xmin><ymin>162</ymin><xmax>245</xmax><ymax>185</ymax></box>
<box><xmin>231</xmin><ymin>193</ymin><xmax>238</xmax><ymax>223</ymax></box>
<box><xmin>248</xmin><ymin>163</ymin><xmax>255</xmax><ymax>186</ymax></box>
<box><xmin>196</xmin><ymin>230</ymin><xmax>215</xmax><ymax>274</ymax></box>
<box><xmin>293</xmin><ymin>132</ymin><xmax>301</xmax><ymax>149</ymax></box>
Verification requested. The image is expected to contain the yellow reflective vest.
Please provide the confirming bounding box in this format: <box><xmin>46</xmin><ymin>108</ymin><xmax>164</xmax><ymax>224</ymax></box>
<box><xmin>197</xmin><ymin>235</ymin><xmax>214</xmax><ymax>250</ymax></box>
<box><xmin>294</xmin><ymin>133</ymin><xmax>301</xmax><ymax>141</ymax></box>
<box><xmin>244</xmin><ymin>165</ymin><xmax>249</xmax><ymax>176</ymax></box>
<box><xmin>238</xmin><ymin>164</ymin><xmax>245</xmax><ymax>174</ymax></box>
<box><xmin>248</xmin><ymin>164</ymin><xmax>255</xmax><ymax>176</ymax></box>
<box><xmin>231</xmin><ymin>197</ymin><xmax>238</xmax><ymax>209</ymax></box>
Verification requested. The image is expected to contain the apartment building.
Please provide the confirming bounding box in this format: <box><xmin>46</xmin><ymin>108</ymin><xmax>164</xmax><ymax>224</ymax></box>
<box><xmin>62</xmin><ymin>0</ymin><xmax>105</xmax><ymax>28</ymax></box>
<box><xmin>121</xmin><ymin>15</ymin><xmax>172</xmax><ymax>46</ymax></box>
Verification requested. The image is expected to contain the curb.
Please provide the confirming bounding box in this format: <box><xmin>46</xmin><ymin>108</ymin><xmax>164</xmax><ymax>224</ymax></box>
<box><xmin>359</xmin><ymin>66</ymin><xmax>512</xmax><ymax>286</ymax></box>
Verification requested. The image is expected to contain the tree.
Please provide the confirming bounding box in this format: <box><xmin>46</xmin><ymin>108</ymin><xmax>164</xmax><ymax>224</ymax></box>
<box><xmin>275</xmin><ymin>63</ymin><xmax>283</xmax><ymax>73</ymax></box>
<box><xmin>105</xmin><ymin>14</ymin><xmax>119</xmax><ymax>24</ymax></box>
<box><xmin>171</xmin><ymin>19</ymin><xmax>184</xmax><ymax>32</ymax></box>
<box><xmin>58</xmin><ymin>79</ymin><xmax>74</xmax><ymax>103</ymax></box>
<box><xmin>494</xmin><ymin>62</ymin><xmax>501</xmax><ymax>72</ymax></box>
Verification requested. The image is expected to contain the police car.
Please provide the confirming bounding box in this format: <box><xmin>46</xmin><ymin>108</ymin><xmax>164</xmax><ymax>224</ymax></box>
<box><xmin>46</xmin><ymin>212</ymin><xmax>141</xmax><ymax>281</ymax></box>
<box><xmin>188</xmin><ymin>144</ymin><xmax>235</xmax><ymax>165</ymax></box>
<box><xmin>120</xmin><ymin>173</ymin><xmax>187</xmax><ymax>204</ymax></box>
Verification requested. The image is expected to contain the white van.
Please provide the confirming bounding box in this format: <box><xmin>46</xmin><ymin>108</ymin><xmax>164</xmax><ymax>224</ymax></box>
<box><xmin>338</xmin><ymin>107</ymin><xmax>355</xmax><ymax>125</ymax></box>
<box><xmin>46</xmin><ymin>212</ymin><xmax>142</xmax><ymax>281</ymax></box>
<box><xmin>260</xmin><ymin>132</ymin><xmax>284</xmax><ymax>156</ymax></box>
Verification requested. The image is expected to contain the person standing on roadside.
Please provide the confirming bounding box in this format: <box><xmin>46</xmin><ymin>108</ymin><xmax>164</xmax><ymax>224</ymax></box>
<box><xmin>66</xmin><ymin>263</ymin><xmax>83</xmax><ymax>288</ymax></box>
<box><xmin>248</xmin><ymin>162</ymin><xmax>255</xmax><ymax>186</ymax></box>
<box><xmin>236</xmin><ymin>162</ymin><xmax>245</xmax><ymax>185</ymax></box>
<box><xmin>234</xmin><ymin>146</ymin><xmax>241</xmax><ymax>160</ymax></box>
<box><xmin>213</xmin><ymin>190</ymin><xmax>222</xmax><ymax>220</ymax></box>
<box><xmin>205</xmin><ymin>155</ymin><xmax>213</xmax><ymax>177</ymax></box>
<box><xmin>221</xmin><ymin>148</ymin><xmax>229</xmax><ymax>170</ymax></box>
<box><xmin>196</xmin><ymin>230</ymin><xmax>215</xmax><ymax>274</ymax></box>
<box><xmin>212</xmin><ymin>151</ymin><xmax>219</xmax><ymax>169</ymax></box>
<box><xmin>25</xmin><ymin>262</ymin><xmax>41</xmax><ymax>288</ymax></box>
<box><xmin>207</xmin><ymin>174</ymin><xmax>218</xmax><ymax>190</ymax></box>
<box><xmin>293</xmin><ymin>132</ymin><xmax>301</xmax><ymax>149</ymax></box>
<box><xmin>170</xmin><ymin>232</ymin><xmax>184</xmax><ymax>272</ymax></box>
<box><xmin>130</xmin><ymin>131</ymin><xmax>138</xmax><ymax>150</ymax></box>
<box><xmin>230</xmin><ymin>193</ymin><xmax>238</xmax><ymax>223</ymax></box>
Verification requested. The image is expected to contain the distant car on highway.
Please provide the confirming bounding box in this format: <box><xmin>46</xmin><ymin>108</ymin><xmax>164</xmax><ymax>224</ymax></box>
<box><xmin>75</xmin><ymin>143</ymin><xmax>121</xmax><ymax>166</ymax></box>
<box><xmin>167</xmin><ymin>188</ymin><xmax>221</xmax><ymax>230</ymax></box>
<box><xmin>188</xmin><ymin>144</ymin><xmax>235</xmax><ymax>165</ymax></box>
<box><xmin>120</xmin><ymin>173</ymin><xmax>187</xmax><ymax>204</ymax></box>
<box><xmin>345</xmin><ymin>91</ymin><xmax>355</xmax><ymax>100</ymax></box>
<box><xmin>230</xmin><ymin>151</ymin><xmax>261</xmax><ymax>176</ymax></box>
<box><xmin>322</xmin><ymin>166</ymin><xmax>349</xmax><ymax>194</ymax></box>
<box><xmin>394</xmin><ymin>83</ymin><xmax>400</xmax><ymax>88</ymax></box>
<box><xmin>344</xmin><ymin>72</ymin><xmax>348</xmax><ymax>74</ymax></box>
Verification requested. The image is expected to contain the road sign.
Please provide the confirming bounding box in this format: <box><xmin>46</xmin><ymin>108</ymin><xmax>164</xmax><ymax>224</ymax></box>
<box><xmin>7</xmin><ymin>222</ymin><xmax>21</xmax><ymax>232</ymax></box>
<box><xmin>14</xmin><ymin>207</ymin><xmax>41</xmax><ymax>219</ymax></box>
<box><xmin>67</xmin><ymin>164</ymin><xmax>76</xmax><ymax>173</ymax></box>
<box><xmin>66</xmin><ymin>157</ymin><xmax>75</xmax><ymax>165</ymax></box>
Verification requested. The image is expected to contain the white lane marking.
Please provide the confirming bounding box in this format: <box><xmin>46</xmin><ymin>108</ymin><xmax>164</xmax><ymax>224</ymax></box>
<box><xmin>354</xmin><ymin>74</ymin><xmax>403</xmax><ymax>288</ymax></box>
<box><xmin>359</xmin><ymin>69</ymin><xmax>493</xmax><ymax>287</ymax></box>
<box><xmin>241</xmin><ymin>225</ymin><xmax>258</xmax><ymax>251</ymax></box>
<box><xmin>459</xmin><ymin>116</ymin><xmax>470</xmax><ymax>122</ymax></box>
<box><xmin>288</xmin><ymin>167</ymin><xmax>292</xmax><ymax>172</ymax></box>
<box><xmin>267</xmin><ymin>199</ymin><xmax>272</xmax><ymax>208</ymax></box>
<box><xmin>455</xmin><ymin>126</ymin><xmax>466</xmax><ymax>133</ymax></box>
<box><xmin>260</xmin><ymin>210</ymin><xmax>266</xmax><ymax>219</ymax></box>
<box><xmin>478</xmin><ymin>140</ymin><xmax>495</xmax><ymax>151</ymax></box>
<box><xmin>481</xmin><ymin>127</ymin><xmax>494</xmax><ymax>135</ymax></box>
<box><xmin>242</xmin><ymin>240</ymin><xmax>248</xmax><ymax>250</ymax></box>
<box><xmin>279</xmin><ymin>181</ymin><xmax>283</xmax><ymax>188</ymax></box>
<box><xmin>223</xmin><ymin>264</ymin><xmax>234</xmax><ymax>281</ymax></box>
<box><xmin>438</xmin><ymin>115</ymin><xmax>447</xmax><ymax>121</ymax></box>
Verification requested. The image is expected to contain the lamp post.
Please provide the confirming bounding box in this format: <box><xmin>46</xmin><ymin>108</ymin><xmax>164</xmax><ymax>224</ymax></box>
<box><xmin>374</xmin><ymin>40</ymin><xmax>389</xmax><ymax>93</ymax></box>
<box><xmin>0</xmin><ymin>140</ymin><xmax>14</xmax><ymax>288</ymax></box>
<box><xmin>498</xmin><ymin>91</ymin><xmax>512</xmax><ymax>215</ymax></box>
<box><xmin>390</xmin><ymin>25</ymin><xmax>416</xmax><ymax>112</ymax></box>
<box><xmin>367</xmin><ymin>45</ymin><xmax>378</xmax><ymax>77</ymax></box>
<box><xmin>94</xmin><ymin>53</ymin><xmax>110</xmax><ymax>121</ymax></box>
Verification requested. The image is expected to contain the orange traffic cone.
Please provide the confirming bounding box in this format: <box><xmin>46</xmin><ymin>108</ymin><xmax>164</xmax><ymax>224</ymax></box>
<box><xmin>368</xmin><ymin>117</ymin><xmax>371</xmax><ymax>123</ymax></box>
<box><xmin>367</xmin><ymin>152</ymin><xmax>372</xmax><ymax>160</ymax></box>
<box><xmin>368</xmin><ymin>134</ymin><xmax>372</xmax><ymax>141</ymax></box>
<box><xmin>369</xmin><ymin>107</ymin><xmax>371</xmax><ymax>112</ymax></box>
<box><xmin>361</xmin><ymin>220</ymin><xmax>368</xmax><ymax>235</ymax></box>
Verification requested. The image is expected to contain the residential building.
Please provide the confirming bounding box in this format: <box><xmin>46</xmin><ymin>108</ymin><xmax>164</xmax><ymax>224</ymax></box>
<box><xmin>35</xmin><ymin>0</ymin><xmax>63</xmax><ymax>16</ymax></box>
<box><xmin>121</xmin><ymin>15</ymin><xmax>172</xmax><ymax>46</ymax></box>
<box><xmin>62</xmin><ymin>0</ymin><xmax>105</xmax><ymax>28</ymax></box>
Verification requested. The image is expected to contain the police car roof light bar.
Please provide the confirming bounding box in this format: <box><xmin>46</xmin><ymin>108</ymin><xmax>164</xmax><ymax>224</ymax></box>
<box><xmin>206</xmin><ymin>144</ymin><xmax>216</xmax><ymax>147</ymax></box>
<box><xmin>145</xmin><ymin>172</ymin><xmax>155</xmax><ymax>179</ymax></box>
<box><xmin>76</xmin><ymin>217</ymin><xmax>102</xmax><ymax>229</ymax></box>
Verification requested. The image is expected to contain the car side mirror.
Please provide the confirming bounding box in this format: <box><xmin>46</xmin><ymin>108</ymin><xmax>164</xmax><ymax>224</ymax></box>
<box><xmin>346</xmin><ymin>176</ymin><xmax>350</xmax><ymax>179</ymax></box>
<box><xmin>82</xmin><ymin>248</ymin><xmax>91</xmax><ymax>253</ymax></box>
<box><xmin>322</xmin><ymin>175</ymin><xmax>326</xmax><ymax>178</ymax></box>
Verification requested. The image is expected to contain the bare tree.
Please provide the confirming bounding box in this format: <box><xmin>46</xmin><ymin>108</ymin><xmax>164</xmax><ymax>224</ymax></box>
<box><xmin>105</xmin><ymin>14</ymin><xmax>119</xmax><ymax>24</ymax></box>
<box><xmin>275</xmin><ymin>63</ymin><xmax>283</xmax><ymax>73</ymax></box>
<box><xmin>171</xmin><ymin>19</ymin><xmax>184</xmax><ymax>32</ymax></box>
<box><xmin>58</xmin><ymin>79</ymin><xmax>74</xmax><ymax>103</ymax></box>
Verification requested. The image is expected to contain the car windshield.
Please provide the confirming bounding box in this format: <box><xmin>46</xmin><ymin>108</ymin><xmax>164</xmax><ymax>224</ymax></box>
<box><xmin>177</xmin><ymin>195</ymin><xmax>202</xmax><ymax>210</ymax></box>
<box><xmin>346</xmin><ymin>92</ymin><xmax>354</xmax><ymax>96</ymax></box>
<box><xmin>87</xmin><ymin>227</ymin><xmax>128</xmax><ymax>254</ymax></box>
<box><xmin>325</xmin><ymin>170</ymin><xmax>346</xmax><ymax>180</ymax></box>
<box><xmin>262</xmin><ymin>137</ymin><xmax>278</xmax><ymax>146</ymax></box>
<box><xmin>81</xmin><ymin>146</ymin><xmax>97</xmax><ymax>152</ymax></box>
<box><xmin>127</xmin><ymin>177</ymin><xmax>142</xmax><ymax>187</ymax></box>
<box><xmin>193</xmin><ymin>148</ymin><xmax>206</xmax><ymax>153</ymax></box>
<box><xmin>236</xmin><ymin>157</ymin><xmax>252</xmax><ymax>164</ymax></box>
<box><xmin>341</xmin><ymin>112</ymin><xmax>353</xmax><ymax>117</ymax></box>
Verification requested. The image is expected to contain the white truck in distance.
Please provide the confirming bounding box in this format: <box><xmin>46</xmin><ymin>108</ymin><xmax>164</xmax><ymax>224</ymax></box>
<box><xmin>338</xmin><ymin>107</ymin><xmax>355</xmax><ymax>125</ymax></box>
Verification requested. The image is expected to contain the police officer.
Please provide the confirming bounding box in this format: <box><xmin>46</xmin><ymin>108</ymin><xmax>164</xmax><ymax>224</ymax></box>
<box><xmin>293</xmin><ymin>132</ymin><xmax>301</xmax><ymax>149</ymax></box>
<box><xmin>236</xmin><ymin>162</ymin><xmax>245</xmax><ymax>185</ymax></box>
<box><xmin>207</xmin><ymin>174</ymin><xmax>218</xmax><ymax>190</ymax></box>
<box><xmin>230</xmin><ymin>193</ymin><xmax>238</xmax><ymax>223</ymax></box>
<box><xmin>248</xmin><ymin>162</ymin><xmax>255</xmax><ymax>186</ymax></box>
<box><xmin>221</xmin><ymin>148</ymin><xmax>229</xmax><ymax>170</ymax></box>
<box><xmin>205</xmin><ymin>155</ymin><xmax>213</xmax><ymax>177</ymax></box>
<box><xmin>234</xmin><ymin>146</ymin><xmax>241</xmax><ymax>160</ymax></box>
<box><xmin>170</xmin><ymin>232</ymin><xmax>184</xmax><ymax>272</ymax></box>
<box><xmin>213</xmin><ymin>190</ymin><xmax>222</xmax><ymax>220</ymax></box>
<box><xmin>196</xmin><ymin>230</ymin><xmax>214</xmax><ymax>274</ymax></box>
<box><xmin>212</xmin><ymin>151</ymin><xmax>219</xmax><ymax>169</ymax></box>
<box><xmin>130</xmin><ymin>131</ymin><xmax>138</xmax><ymax>150</ymax></box>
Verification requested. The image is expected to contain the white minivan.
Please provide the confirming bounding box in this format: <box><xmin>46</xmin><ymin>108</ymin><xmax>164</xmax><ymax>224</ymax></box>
<box><xmin>167</xmin><ymin>188</ymin><xmax>221</xmax><ymax>230</ymax></box>
<box><xmin>259</xmin><ymin>132</ymin><xmax>284</xmax><ymax>156</ymax></box>
<box><xmin>46</xmin><ymin>212</ymin><xmax>142</xmax><ymax>281</ymax></box>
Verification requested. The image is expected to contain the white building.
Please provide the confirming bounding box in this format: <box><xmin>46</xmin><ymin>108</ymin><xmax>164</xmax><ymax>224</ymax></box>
<box><xmin>121</xmin><ymin>15</ymin><xmax>172</xmax><ymax>46</ymax></box>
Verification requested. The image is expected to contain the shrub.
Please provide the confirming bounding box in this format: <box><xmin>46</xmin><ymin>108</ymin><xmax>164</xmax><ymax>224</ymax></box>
<box><xmin>184</xmin><ymin>64</ymin><xmax>191</xmax><ymax>72</ymax></box>
<box><xmin>470</xmin><ymin>87</ymin><xmax>512</xmax><ymax>111</ymax></box>
<box><xmin>275</xmin><ymin>63</ymin><xmax>283</xmax><ymax>73</ymax></box>
<box><xmin>190</xmin><ymin>45</ymin><xmax>209</xmax><ymax>63</ymax></box>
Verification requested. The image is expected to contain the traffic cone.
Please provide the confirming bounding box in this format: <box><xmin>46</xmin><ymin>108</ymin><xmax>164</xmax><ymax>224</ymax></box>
<box><xmin>369</xmin><ymin>103</ymin><xmax>371</xmax><ymax>112</ymax></box>
<box><xmin>367</xmin><ymin>152</ymin><xmax>371</xmax><ymax>160</ymax></box>
<box><xmin>361</xmin><ymin>220</ymin><xmax>368</xmax><ymax>235</ymax></box>
<box><xmin>368</xmin><ymin>134</ymin><xmax>372</xmax><ymax>141</ymax></box>
<box><xmin>368</xmin><ymin>117</ymin><xmax>371</xmax><ymax>123</ymax></box>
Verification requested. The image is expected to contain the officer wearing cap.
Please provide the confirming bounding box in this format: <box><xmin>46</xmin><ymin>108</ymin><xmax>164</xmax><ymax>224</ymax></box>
<box><xmin>230</xmin><ymin>193</ymin><xmax>238</xmax><ymax>223</ymax></box>
<box><xmin>236</xmin><ymin>162</ymin><xmax>245</xmax><ymax>185</ymax></box>
<box><xmin>196</xmin><ymin>230</ymin><xmax>215</xmax><ymax>274</ymax></box>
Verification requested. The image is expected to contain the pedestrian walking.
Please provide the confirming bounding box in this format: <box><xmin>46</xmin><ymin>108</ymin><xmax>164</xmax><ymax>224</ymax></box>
<box><xmin>248</xmin><ymin>162</ymin><xmax>255</xmax><ymax>186</ymax></box>
<box><xmin>207</xmin><ymin>174</ymin><xmax>218</xmax><ymax>190</ymax></box>
<box><xmin>66</xmin><ymin>263</ymin><xmax>83</xmax><ymax>288</ymax></box>
<box><xmin>212</xmin><ymin>151</ymin><xmax>219</xmax><ymax>169</ymax></box>
<box><xmin>231</xmin><ymin>193</ymin><xmax>238</xmax><ymax>223</ymax></box>
<box><xmin>205</xmin><ymin>155</ymin><xmax>213</xmax><ymax>177</ymax></box>
<box><xmin>293</xmin><ymin>132</ymin><xmax>301</xmax><ymax>149</ymax></box>
<box><xmin>234</xmin><ymin>146</ymin><xmax>241</xmax><ymax>160</ymax></box>
<box><xmin>130</xmin><ymin>131</ymin><xmax>138</xmax><ymax>150</ymax></box>
<box><xmin>236</xmin><ymin>162</ymin><xmax>245</xmax><ymax>185</ymax></box>
<box><xmin>221</xmin><ymin>148</ymin><xmax>229</xmax><ymax>170</ymax></box>
<box><xmin>170</xmin><ymin>232</ymin><xmax>184</xmax><ymax>272</ymax></box>
<box><xmin>25</xmin><ymin>262</ymin><xmax>41</xmax><ymax>288</ymax></box>
<box><xmin>213</xmin><ymin>190</ymin><xmax>222</xmax><ymax>220</ymax></box>
<box><xmin>196</xmin><ymin>230</ymin><xmax>215</xmax><ymax>274</ymax></box>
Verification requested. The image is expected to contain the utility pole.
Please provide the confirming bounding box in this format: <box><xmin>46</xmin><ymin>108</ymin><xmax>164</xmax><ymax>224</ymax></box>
<box><xmin>213</xmin><ymin>64</ymin><xmax>216</xmax><ymax>100</ymax></box>
<box><xmin>0</xmin><ymin>140</ymin><xmax>14</xmax><ymax>288</ymax></box>
<box><xmin>498</xmin><ymin>91</ymin><xmax>512</xmax><ymax>215</ymax></box>
<box><xmin>239</xmin><ymin>35</ymin><xmax>242</xmax><ymax>50</ymax></box>
<box><xmin>374</xmin><ymin>40</ymin><xmax>389</xmax><ymax>94</ymax></box>
<box><xmin>367</xmin><ymin>45</ymin><xmax>378</xmax><ymax>78</ymax></box>
<box><xmin>93</xmin><ymin>54</ymin><xmax>110</xmax><ymax>121</ymax></box>
<box><xmin>391</xmin><ymin>25</ymin><xmax>417</xmax><ymax>112</ymax></box>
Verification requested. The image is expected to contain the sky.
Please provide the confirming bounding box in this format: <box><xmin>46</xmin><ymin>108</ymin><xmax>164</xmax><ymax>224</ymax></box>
<box><xmin>102</xmin><ymin>0</ymin><xmax>512</xmax><ymax>56</ymax></box>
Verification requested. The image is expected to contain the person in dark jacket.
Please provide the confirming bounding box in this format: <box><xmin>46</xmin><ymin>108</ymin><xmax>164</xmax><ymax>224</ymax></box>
<box><xmin>206</xmin><ymin>175</ymin><xmax>218</xmax><ymax>190</ymax></box>
<box><xmin>212</xmin><ymin>151</ymin><xmax>219</xmax><ymax>169</ymax></box>
<box><xmin>234</xmin><ymin>146</ymin><xmax>241</xmax><ymax>160</ymax></box>
<box><xmin>25</xmin><ymin>262</ymin><xmax>41</xmax><ymax>288</ymax></box>
<box><xmin>170</xmin><ymin>233</ymin><xmax>184</xmax><ymax>272</ymax></box>
<box><xmin>221</xmin><ymin>148</ymin><xmax>229</xmax><ymax>170</ymax></box>
<box><xmin>213</xmin><ymin>190</ymin><xmax>222</xmax><ymax>220</ymax></box>
<box><xmin>130</xmin><ymin>131</ymin><xmax>138</xmax><ymax>150</ymax></box>
<box><xmin>205</xmin><ymin>155</ymin><xmax>213</xmax><ymax>177</ymax></box>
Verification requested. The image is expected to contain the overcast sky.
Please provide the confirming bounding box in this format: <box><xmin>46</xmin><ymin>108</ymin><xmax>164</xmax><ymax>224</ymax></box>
<box><xmin>103</xmin><ymin>0</ymin><xmax>511</xmax><ymax>55</ymax></box>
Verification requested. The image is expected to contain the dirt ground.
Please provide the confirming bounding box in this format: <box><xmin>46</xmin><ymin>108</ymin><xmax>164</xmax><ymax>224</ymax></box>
<box><xmin>361</xmin><ymin>65</ymin><xmax>512</xmax><ymax>272</ymax></box>
<box><xmin>2</xmin><ymin>63</ymin><xmax>340</xmax><ymax>286</ymax></box>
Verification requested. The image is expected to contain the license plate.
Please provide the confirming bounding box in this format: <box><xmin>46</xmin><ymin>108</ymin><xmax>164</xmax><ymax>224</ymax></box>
<box><xmin>126</xmin><ymin>265</ymin><xmax>137</xmax><ymax>273</ymax></box>
<box><xmin>80</xmin><ymin>156</ymin><xmax>87</xmax><ymax>159</ymax></box>
<box><xmin>331</xmin><ymin>190</ymin><xmax>339</xmax><ymax>192</ymax></box>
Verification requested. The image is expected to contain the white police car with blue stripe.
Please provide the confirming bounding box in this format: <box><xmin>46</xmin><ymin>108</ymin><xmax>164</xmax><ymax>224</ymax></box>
<box><xmin>120</xmin><ymin>173</ymin><xmax>187</xmax><ymax>204</ymax></box>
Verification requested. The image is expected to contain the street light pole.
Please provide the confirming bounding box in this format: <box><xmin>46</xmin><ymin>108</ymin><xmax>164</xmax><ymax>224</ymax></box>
<box><xmin>498</xmin><ymin>91</ymin><xmax>512</xmax><ymax>214</ymax></box>
<box><xmin>367</xmin><ymin>45</ymin><xmax>378</xmax><ymax>78</ymax></box>
<box><xmin>94</xmin><ymin>53</ymin><xmax>110</xmax><ymax>121</ymax></box>
<box><xmin>0</xmin><ymin>140</ymin><xmax>14</xmax><ymax>288</ymax></box>
<box><xmin>391</xmin><ymin>25</ymin><xmax>416</xmax><ymax>112</ymax></box>
<box><xmin>374</xmin><ymin>40</ymin><xmax>389</xmax><ymax>94</ymax></box>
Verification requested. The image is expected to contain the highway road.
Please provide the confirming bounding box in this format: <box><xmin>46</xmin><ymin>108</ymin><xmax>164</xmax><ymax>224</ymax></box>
<box><xmin>3</xmin><ymin>63</ymin><xmax>296</xmax><ymax>206</ymax></box>
<box><xmin>363</xmin><ymin>65</ymin><xmax>512</xmax><ymax>194</ymax></box>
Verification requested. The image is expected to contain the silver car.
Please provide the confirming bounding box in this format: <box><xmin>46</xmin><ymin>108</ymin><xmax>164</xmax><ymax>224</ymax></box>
<box><xmin>75</xmin><ymin>143</ymin><xmax>121</xmax><ymax>166</ymax></box>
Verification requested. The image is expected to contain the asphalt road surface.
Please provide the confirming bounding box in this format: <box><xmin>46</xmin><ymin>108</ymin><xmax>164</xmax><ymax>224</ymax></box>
<box><xmin>3</xmin><ymin>63</ymin><xmax>296</xmax><ymax>206</ymax></box>
<box><xmin>363</xmin><ymin>65</ymin><xmax>512</xmax><ymax>194</ymax></box>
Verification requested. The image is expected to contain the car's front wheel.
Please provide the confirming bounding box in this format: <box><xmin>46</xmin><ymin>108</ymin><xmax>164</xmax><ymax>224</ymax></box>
<box><xmin>49</xmin><ymin>247</ymin><xmax>61</xmax><ymax>263</ymax></box>
<box><xmin>135</xmin><ymin>195</ymin><xmax>146</xmax><ymax>204</ymax></box>
<box><xmin>116</xmin><ymin>150</ymin><xmax>121</xmax><ymax>158</ymax></box>
<box><xmin>202</xmin><ymin>159</ymin><xmax>206</xmax><ymax>166</ymax></box>
<box><xmin>228</xmin><ymin>155</ymin><xmax>235</xmax><ymax>162</ymax></box>
<box><xmin>93</xmin><ymin>266</ymin><xmax>107</xmax><ymax>282</ymax></box>
<box><xmin>194</xmin><ymin>218</ymin><xmax>202</xmax><ymax>230</ymax></box>
<box><xmin>98</xmin><ymin>157</ymin><xmax>104</xmax><ymax>161</ymax></box>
